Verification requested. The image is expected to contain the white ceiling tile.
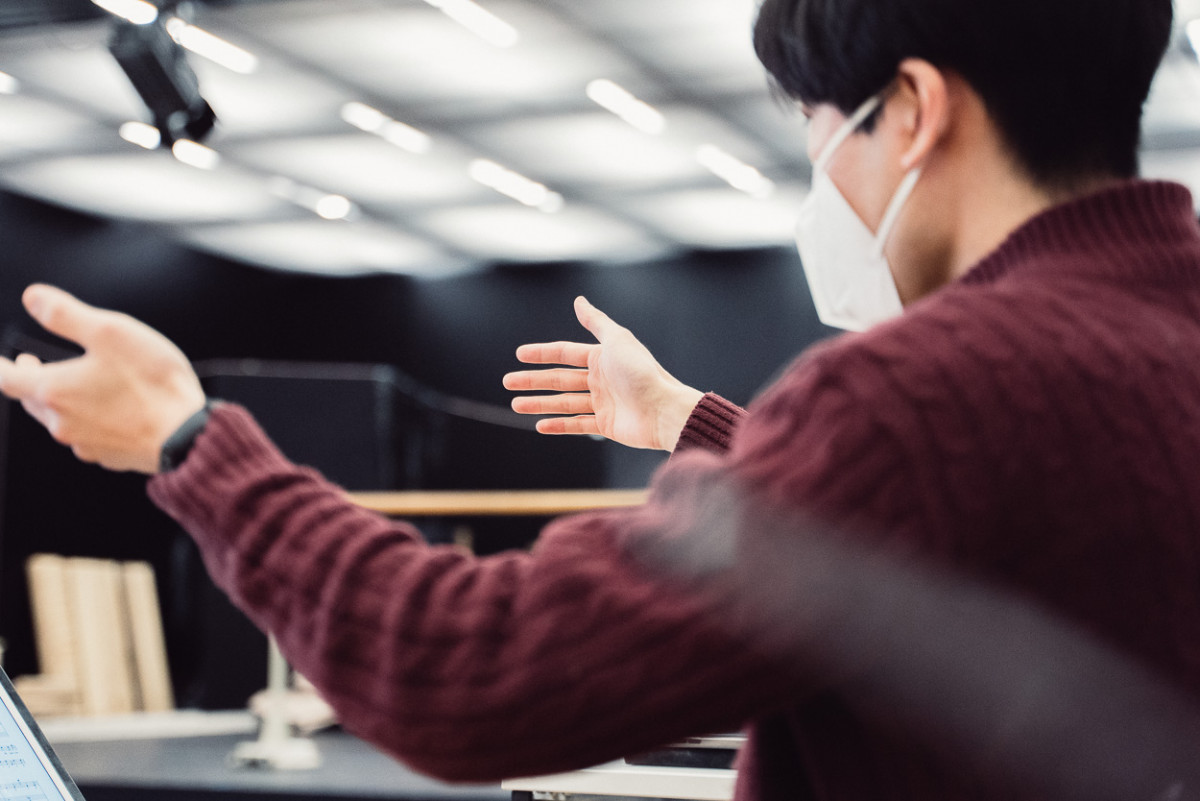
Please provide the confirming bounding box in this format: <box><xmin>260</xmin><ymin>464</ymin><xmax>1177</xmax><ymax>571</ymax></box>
<box><xmin>628</xmin><ymin>184</ymin><xmax>808</xmax><ymax>249</ymax></box>
<box><xmin>0</xmin><ymin>23</ymin><xmax>145</xmax><ymax>122</ymax></box>
<box><xmin>550</xmin><ymin>0</ymin><xmax>758</xmax><ymax>36</ymax></box>
<box><xmin>472</xmin><ymin>112</ymin><xmax>709</xmax><ymax>188</ymax></box>
<box><xmin>661</xmin><ymin>106</ymin><xmax>778</xmax><ymax>166</ymax></box>
<box><xmin>16</xmin><ymin>0</ymin><xmax>1186</xmax><ymax>277</ymax></box>
<box><xmin>550</xmin><ymin>0</ymin><xmax>764</xmax><ymax>90</ymax></box>
<box><xmin>418</xmin><ymin>203</ymin><xmax>665</xmax><ymax>263</ymax></box>
<box><xmin>0</xmin><ymin>151</ymin><xmax>289</xmax><ymax>222</ymax></box>
<box><xmin>241</xmin><ymin>4</ymin><xmax>623</xmax><ymax>114</ymax></box>
<box><xmin>178</xmin><ymin>219</ymin><xmax>463</xmax><ymax>277</ymax></box>
<box><xmin>225</xmin><ymin>133</ymin><xmax>487</xmax><ymax>207</ymax></box>
<box><xmin>622</xmin><ymin>29</ymin><xmax>766</xmax><ymax>95</ymax></box>
<box><xmin>193</xmin><ymin>62</ymin><xmax>351</xmax><ymax>139</ymax></box>
<box><xmin>0</xmin><ymin>94</ymin><xmax>112</xmax><ymax>156</ymax></box>
<box><xmin>472</xmin><ymin>105</ymin><xmax>778</xmax><ymax>189</ymax></box>
<box><xmin>727</xmin><ymin>95</ymin><xmax>810</xmax><ymax>166</ymax></box>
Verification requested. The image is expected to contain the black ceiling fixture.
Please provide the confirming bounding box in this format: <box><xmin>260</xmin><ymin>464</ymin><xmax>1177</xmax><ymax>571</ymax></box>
<box><xmin>107</xmin><ymin>3</ymin><xmax>218</xmax><ymax>146</ymax></box>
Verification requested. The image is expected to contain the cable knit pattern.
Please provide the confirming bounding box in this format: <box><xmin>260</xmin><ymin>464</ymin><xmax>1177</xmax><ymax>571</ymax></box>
<box><xmin>147</xmin><ymin>404</ymin><xmax>795</xmax><ymax>783</ymax></box>
<box><xmin>150</xmin><ymin>180</ymin><xmax>1200</xmax><ymax>800</ymax></box>
<box><xmin>674</xmin><ymin>393</ymin><xmax>747</xmax><ymax>455</ymax></box>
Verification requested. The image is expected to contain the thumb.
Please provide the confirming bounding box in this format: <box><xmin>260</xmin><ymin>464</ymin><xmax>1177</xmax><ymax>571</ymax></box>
<box><xmin>0</xmin><ymin>354</ymin><xmax>44</xmax><ymax>400</ymax></box>
<box><xmin>23</xmin><ymin>284</ymin><xmax>108</xmax><ymax>350</ymax></box>
<box><xmin>574</xmin><ymin>296</ymin><xmax>625</xmax><ymax>344</ymax></box>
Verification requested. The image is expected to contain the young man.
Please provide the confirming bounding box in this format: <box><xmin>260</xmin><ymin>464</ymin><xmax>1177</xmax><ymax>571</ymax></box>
<box><xmin>1</xmin><ymin>0</ymin><xmax>1197</xmax><ymax>798</ymax></box>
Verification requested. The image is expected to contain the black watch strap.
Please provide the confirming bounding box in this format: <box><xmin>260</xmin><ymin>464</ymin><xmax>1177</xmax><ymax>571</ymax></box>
<box><xmin>158</xmin><ymin>400</ymin><xmax>218</xmax><ymax>474</ymax></box>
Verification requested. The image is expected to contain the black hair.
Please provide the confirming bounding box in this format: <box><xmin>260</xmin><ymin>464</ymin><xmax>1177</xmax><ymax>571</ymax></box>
<box><xmin>754</xmin><ymin>0</ymin><xmax>1174</xmax><ymax>190</ymax></box>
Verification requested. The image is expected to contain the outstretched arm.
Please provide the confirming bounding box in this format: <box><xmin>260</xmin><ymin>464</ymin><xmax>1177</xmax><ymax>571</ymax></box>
<box><xmin>0</xmin><ymin>285</ymin><xmax>207</xmax><ymax>473</ymax></box>
<box><xmin>0</xmin><ymin>283</ymin><xmax>792</xmax><ymax>779</ymax></box>
<box><xmin>504</xmin><ymin>296</ymin><xmax>704</xmax><ymax>451</ymax></box>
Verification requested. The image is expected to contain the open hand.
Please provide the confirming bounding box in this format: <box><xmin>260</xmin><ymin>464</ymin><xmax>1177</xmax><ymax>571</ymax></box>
<box><xmin>503</xmin><ymin>297</ymin><xmax>703</xmax><ymax>452</ymax></box>
<box><xmin>0</xmin><ymin>285</ymin><xmax>207</xmax><ymax>474</ymax></box>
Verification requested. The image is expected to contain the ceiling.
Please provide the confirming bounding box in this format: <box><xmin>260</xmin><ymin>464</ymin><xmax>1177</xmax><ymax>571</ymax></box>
<box><xmin>0</xmin><ymin>0</ymin><xmax>1199</xmax><ymax>279</ymax></box>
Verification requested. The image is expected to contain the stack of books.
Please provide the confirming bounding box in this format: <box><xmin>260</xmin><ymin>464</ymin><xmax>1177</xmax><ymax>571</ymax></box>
<box><xmin>15</xmin><ymin>553</ymin><xmax>174</xmax><ymax>719</ymax></box>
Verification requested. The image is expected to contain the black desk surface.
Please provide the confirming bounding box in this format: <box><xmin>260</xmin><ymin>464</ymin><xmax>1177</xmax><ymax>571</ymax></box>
<box><xmin>53</xmin><ymin>730</ymin><xmax>510</xmax><ymax>801</ymax></box>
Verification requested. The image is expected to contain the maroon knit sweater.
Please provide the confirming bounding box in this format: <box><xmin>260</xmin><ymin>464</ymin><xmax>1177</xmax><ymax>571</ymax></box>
<box><xmin>149</xmin><ymin>180</ymin><xmax>1200</xmax><ymax>800</ymax></box>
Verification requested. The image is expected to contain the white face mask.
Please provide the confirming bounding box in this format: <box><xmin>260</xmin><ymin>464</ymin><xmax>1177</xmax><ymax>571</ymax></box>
<box><xmin>795</xmin><ymin>93</ymin><xmax>922</xmax><ymax>332</ymax></box>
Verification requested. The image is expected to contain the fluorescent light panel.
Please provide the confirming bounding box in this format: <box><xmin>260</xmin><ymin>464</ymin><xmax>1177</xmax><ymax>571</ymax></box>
<box><xmin>629</xmin><ymin>186</ymin><xmax>806</xmax><ymax>248</ymax></box>
<box><xmin>696</xmin><ymin>144</ymin><xmax>775</xmax><ymax>198</ymax></box>
<box><xmin>422</xmin><ymin>0</ymin><xmax>519</xmax><ymax>48</ymax></box>
<box><xmin>90</xmin><ymin>0</ymin><xmax>158</xmax><ymax>25</ymax></box>
<box><xmin>179</xmin><ymin>220</ymin><xmax>459</xmax><ymax>277</ymax></box>
<box><xmin>471</xmin><ymin>106</ymin><xmax>775</xmax><ymax>190</ymax></box>
<box><xmin>172</xmin><ymin>140</ymin><xmax>221</xmax><ymax>170</ymax></box>
<box><xmin>0</xmin><ymin>72</ymin><xmax>19</xmax><ymax>95</ymax></box>
<box><xmin>268</xmin><ymin>176</ymin><xmax>358</xmax><ymax>221</ymax></box>
<box><xmin>419</xmin><ymin>204</ymin><xmax>660</xmax><ymax>262</ymax></box>
<box><xmin>119</xmin><ymin>121</ymin><xmax>161</xmax><ymax>150</ymax></box>
<box><xmin>166</xmin><ymin>17</ymin><xmax>260</xmax><ymax>74</ymax></box>
<box><xmin>0</xmin><ymin>154</ymin><xmax>287</xmax><ymax>222</ymax></box>
<box><xmin>586</xmin><ymin>79</ymin><xmax>666</xmax><ymax>135</ymax></box>
<box><xmin>223</xmin><ymin>134</ymin><xmax>485</xmax><ymax>207</ymax></box>
<box><xmin>0</xmin><ymin>97</ymin><xmax>110</xmax><ymax>155</ymax></box>
<box><xmin>341</xmin><ymin>102</ymin><xmax>432</xmax><ymax>154</ymax></box>
<box><xmin>469</xmin><ymin>159</ymin><xmax>563</xmax><ymax>212</ymax></box>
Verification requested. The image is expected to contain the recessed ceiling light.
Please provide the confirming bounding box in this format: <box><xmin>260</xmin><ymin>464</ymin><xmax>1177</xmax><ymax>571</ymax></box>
<box><xmin>0</xmin><ymin>154</ymin><xmax>286</xmax><ymax>222</ymax></box>
<box><xmin>469</xmin><ymin>159</ymin><xmax>562</xmax><ymax>212</ymax></box>
<box><xmin>422</xmin><ymin>0</ymin><xmax>519</xmax><ymax>48</ymax></box>
<box><xmin>341</xmin><ymin>102</ymin><xmax>432</xmax><ymax>154</ymax></box>
<box><xmin>1188</xmin><ymin>19</ymin><xmax>1200</xmax><ymax>63</ymax></box>
<box><xmin>165</xmin><ymin>17</ymin><xmax>259</xmax><ymax>74</ymax></box>
<box><xmin>586</xmin><ymin>79</ymin><xmax>666</xmax><ymax>135</ymax></box>
<box><xmin>629</xmin><ymin>186</ymin><xmax>806</xmax><ymax>249</ymax></box>
<box><xmin>420</xmin><ymin>204</ymin><xmax>660</xmax><ymax>263</ymax></box>
<box><xmin>314</xmin><ymin>194</ymin><xmax>355</xmax><ymax>221</ymax></box>
<box><xmin>0</xmin><ymin>72</ymin><xmax>20</xmax><ymax>95</ymax></box>
<box><xmin>268</xmin><ymin>176</ymin><xmax>359</xmax><ymax>221</ymax></box>
<box><xmin>696</xmin><ymin>144</ymin><xmax>776</xmax><ymax>199</ymax></box>
<box><xmin>178</xmin><ymin>220</ymin><xmax>459</xmax><ymax>277</ymax></box>
<box><xmin>119</xmin><ymin>121</ymin><xmax>162</xmax><ymax>150</ymax></box>
<box><xmin>172</xmin><ymin>139</ymin><xmax>221</xmax><ymax>170</ymax></box>
<box><xmin>340</xmin><ymin>102</ymin><xmax>388</xmax><ymax>133</ymax></box>
<box><xmin>90</xmin><ymin>0</ymin><xmax>158</xmax><ymax>25</ymax></box>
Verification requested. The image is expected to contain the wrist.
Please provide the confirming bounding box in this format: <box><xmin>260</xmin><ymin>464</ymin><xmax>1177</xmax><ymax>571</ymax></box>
<box><xmin>658</xmin><ymin>385</ymin><xmax>705</xmax><ymax>452</ymax></box>
<box><xmin>158</xmin><ymin>399</ymin><xmax>219</xmax><ymax>474</ymax></box>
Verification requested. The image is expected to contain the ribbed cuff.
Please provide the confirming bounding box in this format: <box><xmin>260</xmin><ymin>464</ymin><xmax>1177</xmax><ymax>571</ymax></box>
<box><xmin>147</xmin><ymin>403</ymin><xmax>294</xmax><ymax>537</ymax></box>
<box><xmin>673</xmin><ymin>393</ymin><xmax>747</xmax><ymax>456</ymax></box>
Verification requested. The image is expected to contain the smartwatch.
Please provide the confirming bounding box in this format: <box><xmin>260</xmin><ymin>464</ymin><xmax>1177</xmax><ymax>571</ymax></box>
<box><xmin>158</xmin><ymin>400</ymin><xmax>219</xmax><ymax>474</ymax></box>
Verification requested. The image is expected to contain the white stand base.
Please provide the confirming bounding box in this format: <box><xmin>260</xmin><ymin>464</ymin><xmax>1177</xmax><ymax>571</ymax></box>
<box><xmin>229</xmin><ymin>736</ymin><xmax>322</xmax><ymax>770</ymax></box>
<box><xmin>228</xmin><ymin>635</ymin><xmax>322</xmax><ymax>771</ymax></box>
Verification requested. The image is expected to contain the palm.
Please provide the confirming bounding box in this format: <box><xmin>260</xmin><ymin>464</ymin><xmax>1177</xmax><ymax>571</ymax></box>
<box><xmin>587</xmin><ymin>334</ymin><xmax>666</xmax><ymax>448</ymax></box>
<box><xmin>505</xmin><ymin>297</ymin><xmax>703</xmax><ymax>452</ymax></box>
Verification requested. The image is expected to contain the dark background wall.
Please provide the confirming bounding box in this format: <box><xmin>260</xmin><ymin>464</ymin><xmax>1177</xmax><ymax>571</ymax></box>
<box><xmin>0</xmin><ymin>189</ymin><xmax>832</xmax><ymax>707</ymax></box>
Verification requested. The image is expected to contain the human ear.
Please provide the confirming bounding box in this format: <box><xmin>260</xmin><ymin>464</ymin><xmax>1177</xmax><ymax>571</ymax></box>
<box><xmin>894</xmin><ymin>58</ymin><xmax>949</xmax><ymax>171</ymax></box>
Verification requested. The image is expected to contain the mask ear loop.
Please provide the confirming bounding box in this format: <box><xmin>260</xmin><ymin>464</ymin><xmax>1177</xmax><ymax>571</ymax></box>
<box><xmin>812</xmin><ymin>94</ymin><xmax>884</xmax><ymax>174</ymax></box>
<box><xmin>872</xmin><ymin>167</ymin><xmax>922</xmax><ymax>260</ymax></box>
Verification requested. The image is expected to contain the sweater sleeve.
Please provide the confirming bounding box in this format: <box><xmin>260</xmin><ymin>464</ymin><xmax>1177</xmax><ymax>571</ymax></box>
<box><xmin>674</xmin><ymin>393</ymin><xmax>747</xmax><ymax>455</ymax></box>
<box><xmin>147</xmin><ymin>404</ymin><xmax>794</xmax><ymax>783</ymax></box>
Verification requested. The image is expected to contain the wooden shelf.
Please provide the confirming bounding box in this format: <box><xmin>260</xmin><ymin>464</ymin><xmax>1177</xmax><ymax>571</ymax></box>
<box><xmin>347</xmin><ymin>489</ymin><xmax>650</xmax><ymax>517</ymax></box>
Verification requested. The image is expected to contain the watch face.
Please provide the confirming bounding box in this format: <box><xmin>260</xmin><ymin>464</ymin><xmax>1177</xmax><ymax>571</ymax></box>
<box><xmin>160</xmin><ymin>403</ymin><xmax>213</xmax><ymax>473</ymax></box>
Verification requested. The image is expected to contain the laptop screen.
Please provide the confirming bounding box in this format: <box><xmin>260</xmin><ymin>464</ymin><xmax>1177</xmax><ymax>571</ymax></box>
<box><xmin>0</xmin><ymin>667</ymin><xmax>85</xmax><ymax>800</ymax></box>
